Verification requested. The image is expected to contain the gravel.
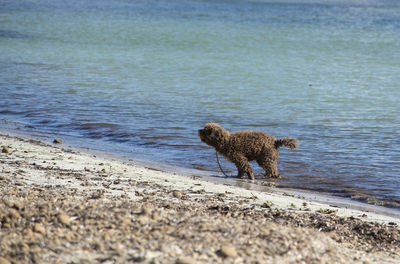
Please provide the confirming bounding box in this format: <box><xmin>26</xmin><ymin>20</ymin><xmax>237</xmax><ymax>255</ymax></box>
<box><xmin>1</xmin><ymin>134</ymin><xmax>399</xmax><ymax>263</ymax></box>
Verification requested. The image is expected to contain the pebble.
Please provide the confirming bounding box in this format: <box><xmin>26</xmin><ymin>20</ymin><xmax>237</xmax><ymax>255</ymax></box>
<box><xmin>24</xmin><ymin>228</ymin><xmax>34</xmax><ymax>241</ymax></box>
<box><xmin>151</xmin><ymin>211</ymin><xmax>160</xmax><ymax>221</ymax></box>
<box><xmin>53</xmin><ymin>139</ymin><xmax>62</xmax><ymax>144</ymax></box>
<box><xmin>58</xmin><ymin>213</ymin><xmax>71</xmax><ymax>225</ymax></box>
<box><xmin>138</xmin><ymin>216</ymin><xmax>149</xmax><ymax>226</ymax></box>
<box><xmin>33</xmin><ymin>223</ymin><xmax>46</xmax><ymax>235</ymax></box>
<box><xmin>176</xmin><ymin>256</ymin><xmax>196</xmax><ymax>264</ymax></box>
<box><xmin>141</xmin><ymin>207</ymin><xmax>152</xmax><ymax>216</ymax></box>
<box><xmin>65</xmin><ymin>233</ymin><xmax>75</xmax><ymax>241</ymax></box>
<box><xmin>0</xmin><ymin>257</ymin><xmax>11</xmax><ymax>264</ymax></box>
<box><xmin>262</xmin><ymin>201</ymin><xmax>272</xmax><ymax>208</ymax></box>
<box><xmin>330</xmin><ymin>232</ymin><xmax>339</xmax><ymax>241</ymax></box>
<box><xmin>8</xmin><ymin>208</ymin><xmax>20</xmax><ymax>219</ymax></box>
<box><xmin>173</xmin><ymin>190</ymin><xmax>183</xmax><ymax>199</ymax></box>
<box><xmin>32</xmin><ymin>253</ymin><xmax>41</xmax><ymax>263</ymax></box>
<box><xmin>1</xmin><ymin>146</ymin><xmax>11</xmax><ymax>154</ymax></box>
<box><xmin>220</xmin><ymin>245</ymin><xmax>237</xmax><ymax>258</ymax></box>
<box><xmin>121</xmin><ymin>216</ymin><xmax>131</xmax><ymax>226</ymax></box>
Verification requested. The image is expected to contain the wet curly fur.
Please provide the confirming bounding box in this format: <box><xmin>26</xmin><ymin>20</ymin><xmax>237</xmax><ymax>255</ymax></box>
<box><xmin>199</xmin><ymin>123</ymin><xmax>298</xmax><ymax>180</ymax></box>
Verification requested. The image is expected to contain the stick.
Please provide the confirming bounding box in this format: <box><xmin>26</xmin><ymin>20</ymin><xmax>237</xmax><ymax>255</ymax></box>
<box><xmin>216</xmin><ymin>151</ymin><xmax>229</xmax><ymax>177</ymax></box>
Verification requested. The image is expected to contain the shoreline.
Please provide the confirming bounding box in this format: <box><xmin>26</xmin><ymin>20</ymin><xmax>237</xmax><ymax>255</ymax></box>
<box><xmin>2</xmin><ymin>118</ymin><xmax>399</xmax><ymax>211</ymax></box>
<box><xmin>2</xmin><ymin>127</ymin><xmax>399</xmax><ymax>220</ymax></box>
<box><xmin>1</xmin><ymin>131</ymin><xmax>400</xmax><ymax>263</ymax></box>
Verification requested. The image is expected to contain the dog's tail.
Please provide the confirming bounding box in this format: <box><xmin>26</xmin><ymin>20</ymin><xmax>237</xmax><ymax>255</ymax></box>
<box><xmin>274</xmin><ymin>138</ymin><xmax>298</xmax><ymax>150</ymax></box>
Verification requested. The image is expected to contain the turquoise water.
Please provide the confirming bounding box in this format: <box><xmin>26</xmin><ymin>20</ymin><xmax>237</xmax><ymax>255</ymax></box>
<box><xmin>1</xmin><ymin>0</ymin><xmax>400</xmax><ymax>207</ymax></box>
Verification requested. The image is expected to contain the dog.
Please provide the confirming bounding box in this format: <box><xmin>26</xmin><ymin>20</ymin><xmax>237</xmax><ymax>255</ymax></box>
<box><xmin>198</xmin><ymin>123</ymin><xmax>297</xmax><ymax>180</ymax></box>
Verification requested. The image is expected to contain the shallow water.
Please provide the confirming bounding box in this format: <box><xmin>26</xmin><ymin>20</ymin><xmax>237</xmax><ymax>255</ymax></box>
<box><xmin>1</xmin><ymin>0</ymin><xmax>400</xmax><ymax>207</ymax></box>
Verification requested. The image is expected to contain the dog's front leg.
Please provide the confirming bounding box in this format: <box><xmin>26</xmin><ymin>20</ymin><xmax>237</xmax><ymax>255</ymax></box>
<box><xmin>229</xmin><ymin>154</ymin><xmax>254</xmax><ymax>180</ymax></box>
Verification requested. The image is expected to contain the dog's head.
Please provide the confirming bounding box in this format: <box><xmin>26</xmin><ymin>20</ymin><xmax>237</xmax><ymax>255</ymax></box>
<box><xmin>198</xmin><ymin>123</ymin><xmax>230</xmax><ymax>149</ymax></box>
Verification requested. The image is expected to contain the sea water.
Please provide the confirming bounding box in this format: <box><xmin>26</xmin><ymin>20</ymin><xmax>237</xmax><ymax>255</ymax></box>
<box><xmin>1</xmin><ymin>0</ymin><xmax>399</xmax><ymax>207</ymax></box>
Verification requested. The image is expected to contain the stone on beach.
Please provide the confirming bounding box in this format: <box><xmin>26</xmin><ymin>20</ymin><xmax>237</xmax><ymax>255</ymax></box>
<box><xmin>172</xmin><ymin>190</ymin><xmax>183</xmax><ymax>199</ymax></box>
<box><xmin>0</xmin><ymin>257</ymin><xmax>11</xmax><ymax>264</ymax></box>
<box><xmin>176</xmin><ymin>256</ymin><xmax>196</xmax><ymax>264</ymax></box>
<box><xmin>8</xmin><ymin>208</ymin><xmax>20</xmax><ymax>219</ymax></box>
<box><xmin>58</xmin><ymin>212</ymin><xmax>71</xmax><ymax>225</ymax></box>
<box><xmin>53</xmin><ymin>138</ymin><xmax>62</xmax><ymax>144</ymax></box>
<box><xmin>33</xmin><ymin>223</ymin><xmax>46</xmax><ymax>235</ymax></box>
<box><xmin>219</xmin><ymin>245</ymin><xmax>237</xmax><ymax>258</ymax></box>
<box><xmin>2</xmin><ymin>146</ymin><xmax>11</xmax><ymax>154</ymax></box>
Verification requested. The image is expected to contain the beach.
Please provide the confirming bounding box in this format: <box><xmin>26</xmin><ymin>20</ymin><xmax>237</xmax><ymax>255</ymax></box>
<box><xmin>1</xmin><ymin>132</ymin><xmax>399</xmax><ymax>264</ymax></box>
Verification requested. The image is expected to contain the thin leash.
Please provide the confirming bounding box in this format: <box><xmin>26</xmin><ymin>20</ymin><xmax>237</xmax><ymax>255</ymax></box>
<box><xmin>215</xmin><ymin>151</ymin><xmax>229</xmax><ymax>177</ymax></box>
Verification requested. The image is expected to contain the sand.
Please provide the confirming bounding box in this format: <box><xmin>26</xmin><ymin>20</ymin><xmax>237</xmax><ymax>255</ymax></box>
<box><xmin>1</xmin><ymin>132</ymin><xmax>399</xmax><ymax>263</ymax></box>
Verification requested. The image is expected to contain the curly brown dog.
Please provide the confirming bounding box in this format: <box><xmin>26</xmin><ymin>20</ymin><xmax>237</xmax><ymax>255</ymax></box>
<box><xmin>198</xmin><ymin>123</ymin><xmax>298</xmax><ymax>180</ymax></box>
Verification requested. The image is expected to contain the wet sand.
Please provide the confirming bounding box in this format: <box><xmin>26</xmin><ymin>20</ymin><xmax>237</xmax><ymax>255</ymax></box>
<box><xmin>1</xmin><ymin>132</ymin><xmax>399</xmax><ymax>263</ymax></box>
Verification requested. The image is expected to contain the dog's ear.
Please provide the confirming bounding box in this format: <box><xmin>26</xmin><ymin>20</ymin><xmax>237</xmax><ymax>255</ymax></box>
<box><xmin>210</xmin><ymin>129</ymin><xmax>217</xmax><ymax>139</ymax></box>
<box><xmin>210</xmin><ymin>128</ymin><xmax>225</xmax><ymax>140</ymax></box>
<box><xmin>210</xmin><ymin>128</ymin><xmax>223</xmax><ymax>139</ymax></box>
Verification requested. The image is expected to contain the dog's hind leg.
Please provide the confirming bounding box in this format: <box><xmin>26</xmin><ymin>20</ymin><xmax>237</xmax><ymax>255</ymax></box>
<box><xmin>257</xmin><ymin>156</ymin><xmax>279</xmax><ymax>178</ymax></box>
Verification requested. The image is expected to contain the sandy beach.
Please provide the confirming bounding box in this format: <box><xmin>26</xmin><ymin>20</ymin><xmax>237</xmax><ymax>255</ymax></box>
<box><xmin>1</xmin><ymin>132</ymin><xmax>399</xmax><ymax>264</ymax></box>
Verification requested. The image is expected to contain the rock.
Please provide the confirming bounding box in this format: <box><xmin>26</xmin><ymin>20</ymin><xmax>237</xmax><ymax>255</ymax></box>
<box><xmin>33</xmin><ymin>223</ymin><xmax>46</xmax><ymax>235</ymax></box>
<box><xmin>58</xmin><ymin>212</ymin><xmax>71</xmax><ymax>225</ymax></box>
<box><xmin>173</xmin><ymin>190</ymin><xmax>183</xmax><ymax>199</ymax></box>
<box><xmin>0</xmin><ymin>257</ymin><xmax>11</xmax><ymax>264</ymax></box>
<box><xmin>220</xmin><ymin>245</ymin><xmax>237</xmax><ymax>258</ymax></box>
<box><xmin>176</xmin><ymin>256</ymin><xmax>196</xmax><ymax>264</ymax></box>
<box><xmin>53</xmin><ymin>139</ymin><xmax>62</xmax><ymax>144</ymax></box>
<box><xmin>19</xmin><ymin>242</ymin><xmax>29</xmax><ymax>253</ymax></box>
<box><xmin>151</xmin><ymin>211</ymin><xmax>160</xmax><ymax>221</ymax></box>
<box><xmin>1</xmin><ymin>146</ymin><xmax>11</xmax><ymax>154</ymax></box>
<box><xmin>141</xmin><ymin>207</ymin><xmax>152</xmax><ymax>216</ymax></box>
<box><xmin>24</xmin><ymin>228</ymin><xmax>35</xmax><ymax>241</ymax></box>
<box><xmin>330</xmin><ymin>232</ymin><xmax>339</xmax><ymax>241</ymax></box>
<box><xmin>32</xmin><ymin>253</ymin><xmax>41</xmax><ymax>263</ymax></box>
<box><xmin>53</xmin><ymin>238</ymin><xmax>61</xmax><ymax>246</ymax></box>
<box><xmin>138</xmin><ymin>216</ymin><xmax>149</xmax><ymax>226</ymax></box>
<box><xmin>121</xmin><ymin>216</ymin><xmax>132</xmax><ymax>226</ymax></box>
<box><xmin>65</xmin><ymin>232</ymin><xmax>75</xmax><ymax>241</ymax></box>
<box><xmin>8</xmin><ymin>208</ymin><xmax>20</xmax><ymax>219</ymax></box>
<box><xmin>262</xmin><ymin>201</ymin><xmax>273</xmax><ymax>208</ymax></box>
